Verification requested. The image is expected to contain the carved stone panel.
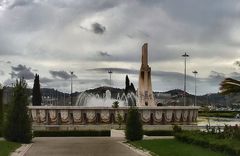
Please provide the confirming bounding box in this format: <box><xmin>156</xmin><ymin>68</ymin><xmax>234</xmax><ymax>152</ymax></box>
<box><xmin>73</xmin><ymin>110</ymin><xmax>82</xmax><ymax>123</ymax></box>
<box><xmin>154</xmin><ymin>110</ymin><xmax>163</xmax><ymax>122</ymax></box>
<box><xmin>164</xmin><ymin>110</ymin><xmax>173</xmax><ymax>122</ymax></box>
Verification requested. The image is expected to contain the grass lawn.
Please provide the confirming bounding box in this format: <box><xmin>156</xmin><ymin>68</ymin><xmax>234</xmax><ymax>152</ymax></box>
<box><xmin>131</xmin><ymin>139</ymin><xmax>227</xmax><ymax>156</ymax></box>
<box><xmin>0</xmin><ymin>140</ymin><xmax>21</xmax><ymax>156</ymax></box>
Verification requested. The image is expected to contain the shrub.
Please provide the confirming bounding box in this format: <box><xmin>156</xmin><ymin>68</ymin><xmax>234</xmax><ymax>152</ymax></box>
<box><xmin>144</xmin><ymin>130</ymin><xmax>173</xmax><ymax>136</ymax></box>
<box><xmin>3</xmin><ymin>78</ymin><xmax>32</xmax><ymax>143</ymax></box>
<box><xmin>33</xmin><ymin>130</ymin><xmax>110</xmax><ymax>137</ymax></box>
<box><xmin>125</xmin><ymin>107</ymin><xmax>143</xmax><ymax>141</ymax></box>
<box><xmin>173</xmin><ymin>124</ymin><xmax>182</xmax><ymax>133</ymax></box>
<box><xmin>116</xmin><ymin>113</ymin><xmax>123</xmax><ymax>129</ymax></box>
<box><xmin>221</xmin><ymin>125</ymin><xmax>240</xmax><ymax>140</ymax></box>
<box><xmin>112</xmin><ymin>101</ymin><xmax>119</xmax><ymax>108</ymax></box>
<box><xmin>175</xmin><ymin>131</ymin><xmax>240</xmax><ymax>156</ymax></box>
<box><xmin>0</xmin><ymin>84</ymin><xmax>3</xmax><ymax>133</ymax></box>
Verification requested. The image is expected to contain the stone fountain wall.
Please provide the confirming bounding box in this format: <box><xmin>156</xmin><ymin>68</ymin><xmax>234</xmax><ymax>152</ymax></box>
<box><xmin>28</xmin><ymin>106</ymin><xmax>199</xmax><ymax>126</ymax></box>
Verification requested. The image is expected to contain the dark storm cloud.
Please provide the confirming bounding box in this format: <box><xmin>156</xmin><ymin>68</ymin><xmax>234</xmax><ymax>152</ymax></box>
<box><xmin>12</xmin><ymin>64</ymin><xmax>29</xmax><ymax>71</ymax></box>
<box><xmin>91</xmin><ymin>23</ymin><xmax>106</xmax><ymax>34</ymax></box>
<box><xmin>11</xmin><ymin>64</ymin><xmax>34</xmax><ymax>80</ymax></box>
<box><xmin>198</xmin><ymin>71</ymin><xmax>226</xmax><ymax>88</ymax></box>
<box><xmin>234</xmin><ymin>60</ymin><xmax>240</xmax><ymax>67</ymax></box>
<box><xmin>208</xmin><ymin>71</ymin><xmax>225</xmax><ymax>80</ymax></box>
<box><xmin>88</xmin><ymin>68</ymin><xmax>138</xmax><ymax>75</ymax></box>
<box><xmin>49</xmin><ymin>70</ymin><xmax>78</xmax><ymax>80</ymax></box>
<box><xmin>0</xmin><ymin>0</ymin><xmax>240</xmax><ymax>94</ymax></box>
<box><xmin>89</xmin><ymin>67</ymin><xmax>195</xmax><ymax>80</ymax></box>
<box><xmin>79</xmin><ymin>22</ymin><xmax>107</xmax><ymax>35</ymax></box>
<box><xmin>40</xmin><ymin>77</ymin><xmax>54</xmax><ymax>83</ymax></box>
<box><xmin>98</xmin><ymin>51</ymin><xmax>111</xmax><ymax>57</ymax></box>
<box><xmin>7</xmin><ymin>0</ymin><xmax>34</xmax><ymax>9</ymax></box>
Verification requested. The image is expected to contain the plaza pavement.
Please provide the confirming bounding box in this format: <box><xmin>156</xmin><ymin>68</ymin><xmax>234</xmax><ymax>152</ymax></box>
<box><xmin>25</xmin><ymin>137</ymin><xmax>146</xmax><ymax>156</ymax></box>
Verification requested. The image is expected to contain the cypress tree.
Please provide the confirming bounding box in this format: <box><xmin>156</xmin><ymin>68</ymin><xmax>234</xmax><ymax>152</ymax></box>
<box><xmin>125</xmin><ymin>75</ymin><xmax>130</xmax><ymax>95</ymax></box>
<box><xmin>125</xmin><ymin>107</ymin><xmax>143</xmax><ymax>141</ymax></box>
<box><xmin>3</xmin><ymin>78</ymin><xmax>32</xmax><ymax>143</ymax></box>
<box><xmin>32</xmin><ymin>74</ymin><xmax>42</xmax><ymax>106</ymax></box>
<box><xmin>130</xmin><ymin>83</ymin><xmax>136</xmax><ymax>94</ymax></box>
<box><xmin>0</xmin><ymin>84</ymin><xmax>3</xmax><ymax>128</ymax></box>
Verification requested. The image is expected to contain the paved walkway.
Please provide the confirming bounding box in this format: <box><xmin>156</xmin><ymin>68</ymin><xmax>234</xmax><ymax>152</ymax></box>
<box><xmin>25</xmin><ymin>137</ymin><xmax>145</xmax><ymax>156</ymax></box>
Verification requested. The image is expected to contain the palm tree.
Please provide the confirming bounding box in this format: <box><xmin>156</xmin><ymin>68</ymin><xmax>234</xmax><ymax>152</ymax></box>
<box><xmin>220</xmin><ymin>78</ymin><xmax>240</xmax><ymax>94</ymax></box>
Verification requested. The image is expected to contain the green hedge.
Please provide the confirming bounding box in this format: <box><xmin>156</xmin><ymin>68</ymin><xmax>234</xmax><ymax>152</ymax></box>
<box><xmin>199</xmin><ymin>111</ymin><xmax>239</xmax><ymax>118</ymax></box>
<box><xmin>144</xmin><ymin>130</ymin><xmax>173</xmax><ymax>136</ymax></box>
<box><xmin>175</xmin><ymin>131</ymin><xmax>240</xmax><ymax>156</ymax></box>
<box><xmin>33</xmin><ymin>130</ymin><xmax>111</xmax><ymax>137</ymax></box>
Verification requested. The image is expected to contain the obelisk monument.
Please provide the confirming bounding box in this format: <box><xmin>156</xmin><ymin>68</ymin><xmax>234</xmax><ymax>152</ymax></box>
<box><xmin>137</xmin><ymin>43</ymin><xmax>155</xmax><ymax>106</ymax></box>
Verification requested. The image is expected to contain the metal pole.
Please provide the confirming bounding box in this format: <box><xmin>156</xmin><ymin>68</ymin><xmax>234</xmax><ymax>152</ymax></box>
<box><xmin>70</xmin><ymin>71</ymin><xmax>73</xmax><ymax>106</ymax></box>
<box><xmin>182</xmin><ymin>53</ymin><xmax>189</xmax><ymax>106</ymax></box>
<box><xmin>193</xmin><ymin>70</ymin><xmax>198</xmax><ymax>106</ymax></box>
<box><xmin>108</xmin><ymin>70</ymin><xmax>112</xmax><ymax>87</ymax></box>
<box><xmin>64</xmin><ymin>93</ymin><xmax>66</xmax><ymax>106</ymax></box>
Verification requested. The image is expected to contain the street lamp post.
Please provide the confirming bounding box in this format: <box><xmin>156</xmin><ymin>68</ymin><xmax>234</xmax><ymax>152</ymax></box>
<box><xmin>108</xmin><ymin>70</ymin><xmax>113</xmax><ymax>87</ymax></box>
<box><xmin>192</xmin><ymin>70</ymin><xmax>198</xmax><ymax>106</ymax></box>
<box><xmin>70</xmin><ymin>71</ymin><xmax>73</xmax><ymax>106</ymax></box>
<box><xmin>182</xmin><ymin>52</ymin><xmax>189</xmax><ymax>106</ymax></box>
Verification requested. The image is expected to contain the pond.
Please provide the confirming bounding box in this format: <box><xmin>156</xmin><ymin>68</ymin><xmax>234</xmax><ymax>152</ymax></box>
<box><xmin>197</xmin><ymin>117</ymin><xmax>240</xmax><ymax>127</ymax></box>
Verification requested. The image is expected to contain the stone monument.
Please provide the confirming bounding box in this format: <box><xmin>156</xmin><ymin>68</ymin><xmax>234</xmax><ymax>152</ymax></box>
<box><xmin>137</xmin><ymin>43</ymin><xmax>155</xmax><ymax>106</ymax></box>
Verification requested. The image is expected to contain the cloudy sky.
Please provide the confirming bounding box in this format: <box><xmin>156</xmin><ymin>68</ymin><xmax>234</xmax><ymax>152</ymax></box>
<box><xmin>0</xmin><ymin>0</ymin><xmax>240</xmax><ymax>95</ymax></box>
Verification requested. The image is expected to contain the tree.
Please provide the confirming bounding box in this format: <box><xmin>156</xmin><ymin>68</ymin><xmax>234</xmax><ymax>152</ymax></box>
<box><xmin>3</xmin><ymin>78</ymin><xmax>32</xmax><ymax>143</ymax></box>
<box><xmin>220</xmin><ymin>78</ymin><xmax>240</xmax><ymax>94</ymax></box>
<box><xmin>125</xmin><ymin>75</ymin><xmax>130</xmax><ymax>95</ymax></box>
<box><xmin>0</xmin><ymin>84</ymin><xmax>3</xmax><ymax>128</ymax></box>
<box><xmin>125</xmin><ymin>107</ymin><xmax>143</xmax><ymax>141</ymax></box>
<box><xmin>112</xmin><ymin>101</ymin><xmax>119</xmax><ymax>108</ymax></box>
<box><xmin>32</xmin><ymin>74</ymin><xmax>42</xmax><ymax>106</ymax></box>
<box><xmin>125</xmin><ymin>75</ymin><xmax>136</xmax><ymax>95</ymax></box>
<box><xmin>116</xmin><ymin>113</ymin><xmax>123</xmax><ymax>129</ymax></box>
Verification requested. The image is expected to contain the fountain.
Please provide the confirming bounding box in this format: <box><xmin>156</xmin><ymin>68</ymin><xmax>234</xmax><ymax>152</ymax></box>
<box><xmin>28</xmin><ymin>43</ymin><xmax>199</xmax><ymax>131</ymax></box>
<box><xmin>75</xmin><ymin>90</ymin><xmax>137</xmax><ymax>107</ymax></box>
<box><xmin>75</xmin><ymin>89</ymin><xmax>137</xmax><ymax>107</ymax></box>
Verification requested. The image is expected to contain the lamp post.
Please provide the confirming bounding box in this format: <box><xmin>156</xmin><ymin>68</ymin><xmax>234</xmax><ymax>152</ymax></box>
<box><xmin>108</xmin><ymin>70</ymin><xmax>113</xmax><ymax>87</ymax></box>
<box><xmin>182</xmin><ymin>52</ymin><xmax>189</xmax><ymax>106</ymax></box>
<box><xmin>192</xmin><ymin>70</ymin><xmax>198</xmax><ymax>106</ymax></box>
<box><xmin>70</xmin><ymin>71</ymin><xmax>73</xmax><ymax>106</ymax></box>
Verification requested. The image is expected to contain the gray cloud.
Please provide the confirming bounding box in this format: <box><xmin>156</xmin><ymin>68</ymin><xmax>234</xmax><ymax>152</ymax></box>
<box><xmin>234</xmin><ymin>60</ymin><xmax>240</xmax><ymax>67</ymax></box>
<box><xmin>91</xmin><ymin>22</ymin><xmax>106</xmax><ymax>34</ymax></box>
<box><xmin>11</xmin><ymin>64</ymin><xmax>34</xmax><ymax>80</ymax></box>
<box><xmin>12</xmin><ymin>64</ymin><xmax>29</xmax><ymax>71</ymax></box>
<box><xmin>0</xmin><ymin>0</ymin><xmax>240</xmax><ymax>94</ymax></box>
<box><xmin>98</xmin><ymin>51</ymin><xmax>111</xmax><ymax>57</ymax></box>
<box><xmin>0</xmin><ymin>60</ymin><xmax>11</xmax><ymax>64</ymax></box>
<box><xmin>49</xmin><ymin>70</ymin><xmax>78</xmax><ymax>80</ymax></box>
<box><xmin>88</xmin><ymin>68</ymin><xmax>138</xmax><ymax>75</ymax></box>
<box><xmin>7</xmin><ymin>0</ymin><xmax>34</xmax><ymax>9</ymax></box>
<box><xmin>39</xmin><ymin>77</ymin><xmax>54</xmax><ymax>83</ymax></box>
<box><xmin>0</xmin><ymin>70</ymin><xmax>4</xmax><ymax>75</ymax></box>
<box><xmin>208</xmin><ymin>71</ymin><xmax>225</xmax><ymax>80</ymax></box>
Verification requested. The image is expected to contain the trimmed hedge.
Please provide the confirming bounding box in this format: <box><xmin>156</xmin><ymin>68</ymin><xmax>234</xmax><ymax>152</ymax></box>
<box><xmin>125</xmin><ymin>108</ymin><xmax>143</xmax><ymax>141</ymax></box>
<box><xmin>33</xmin><ymin>130</ymin><xmax>111</xmax><ymax>137</ymax></box>
<box><xmin>199</xmin><ymin>111</ymin><xmax>239</xmax><ymax>118</ymax></box>
<box><xmin>144</xmin><ymin>130</ymin><xmax>173</xmax><ymax>136</ymax></box>
<box><xmin>175</xmin><ymin>131</ymin><xmax>240</xmax><ymax>156</ymax></box>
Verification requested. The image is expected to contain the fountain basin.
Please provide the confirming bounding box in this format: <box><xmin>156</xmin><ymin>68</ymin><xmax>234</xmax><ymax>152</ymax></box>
<box><xmin>28</xmin><ymin>106</ymin><xmax>199</xmax><ymax>127</ymax></box>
